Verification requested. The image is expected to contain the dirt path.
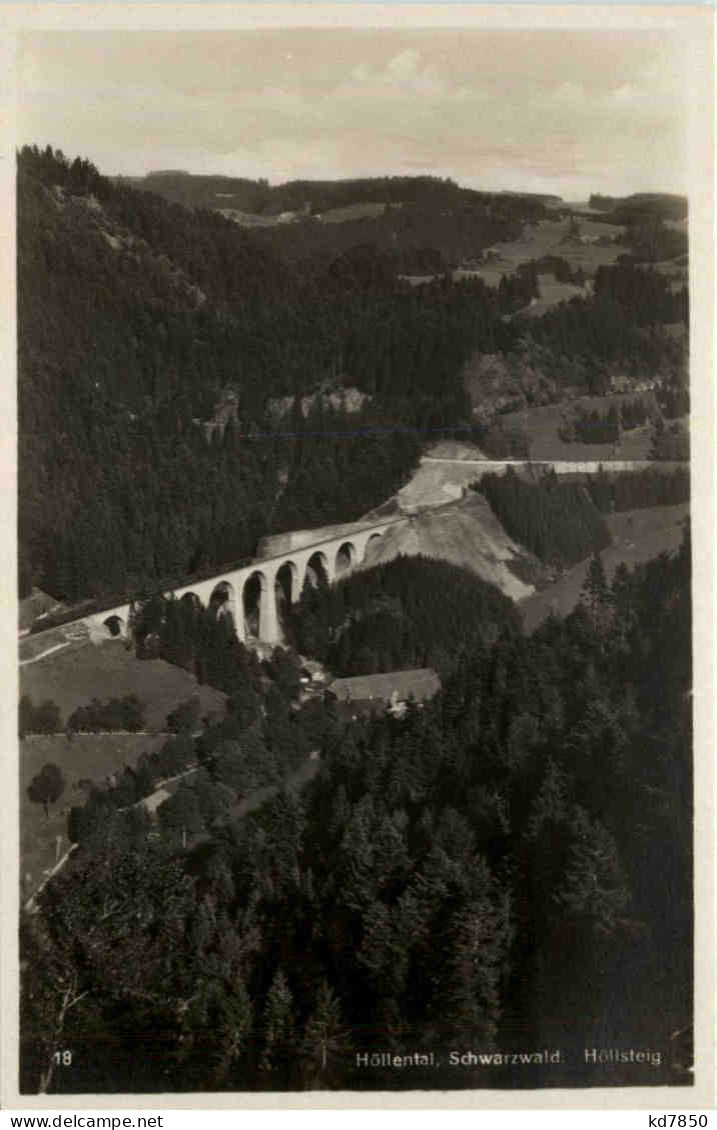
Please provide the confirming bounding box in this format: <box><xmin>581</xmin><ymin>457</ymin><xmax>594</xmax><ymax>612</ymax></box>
<box><xmin>19</xmin><ymin>641</ymin><xmax>72</xmax><ymax>667</ymax></box>
<box><xmin>232</xmin><ymin>756</ymin><xmax>320</xmax><ymax>819</ymax></box>
<box><xmin>24</xmin><ymin>844</ymin><xmax>78</xmax><ymax>914</ymax></box>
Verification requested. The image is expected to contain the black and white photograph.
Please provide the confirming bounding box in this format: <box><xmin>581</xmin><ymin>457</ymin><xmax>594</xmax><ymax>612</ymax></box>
<box><xmin>5</xmin><ymin>2</ymin><xmax>714</xmax><ymax>1107</ymax></box>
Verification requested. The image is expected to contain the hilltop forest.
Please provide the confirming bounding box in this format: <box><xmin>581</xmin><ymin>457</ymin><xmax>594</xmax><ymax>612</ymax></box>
<box><xmin>290</xmin><ymin>556</ymin><xmax>520</xmax><ymax>678</ymax></box>
<box><xmin>19</xmin><ymin>146</ymin><xmax>687</xmax><ymax>607</ymax></box>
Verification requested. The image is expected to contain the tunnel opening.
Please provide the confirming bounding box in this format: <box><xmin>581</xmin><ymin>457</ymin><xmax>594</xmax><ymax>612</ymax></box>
<box><xmin>275</xmin><ymin>561</ymin><xmax>299</xmax><ymax>639</ymax></box>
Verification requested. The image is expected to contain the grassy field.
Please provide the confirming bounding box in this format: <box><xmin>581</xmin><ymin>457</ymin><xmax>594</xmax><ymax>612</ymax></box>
<box><xmin>219</xmin><ymin>209</ymin><xmax>282</xmax><ymax>228</ymax></box>
<box><xmin>650</xmin><ymin>259</ymin><xmax>689</xmax><ymax>291</ymax></box>
<box><xmin>19</xmin><ymin>637</ymin><xmax>227</xmax><ymax>901</ymax></box>
<box><xmin>501</xmin><ymin>393</ymin><xmax>661</xmax><ymax>462</ymax></box>
<box><xmin>450</xmin><ymin>215</ymin><xmax>628</xmax><ymax>315</ymax></box>
<box><xmin>470</xmin><ymin>216</ymin><xmax>626</xmax><ymax>281</ymax></box>
<box><xmin>222</xmin><ymin>205</ymin><xmax>392</xmax><ymax>227</ymax></box>
<box><xmin>319</xmin><ymin>202</ymin><xmax>388</xmax><ymax>223</ymax></box>
<box><xmin>20</xmin><ymin>636</ymin><xmax>227</xmax><ymax>731</ymax></box>
<box><xmin>519</xmin><ymin>502</ymin><xmax>690</xmax><ymax>632</ymax></box>
<box><xmin>523</xmin><ymin>274</ymin><xmax>586</xmax><ymax>317</ymax></box>
<box><xmin>20</xmin><ymin>731</ymin><xmax>169</xmax><ymax>901</ymax></box>
<box><xmin>455</xmin><ymin>267</ymin><xmax>588</xmax><ymax>314</ymax></box>
<box><xmin>454</xmin><ymin>214</ymin><xmax>685</xmax><ymax>312</ymax></box>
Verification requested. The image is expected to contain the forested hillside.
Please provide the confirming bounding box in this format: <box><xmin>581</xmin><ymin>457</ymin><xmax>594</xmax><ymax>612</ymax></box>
<box><xmin>18</xmin><ymin>147</ymin><xmax>530</xmax><ymax>604</ymax></box>
<box><xmin>19</xmin><ymin>146</ymin><xmax>689</xmax><ymax>608</ymax></box>
<box><xmin>475</xmin><ymin>469</ymin><xmax>611</xmax><ymax>568</ymax></box>
<box><xmin>523</xmin><ymin>262</ymin><xmax>687</xmax><ymax>394</ymax></box>
<box><xmin>587</xmin><ymin>193</ymin><xmax>688</xmax><ymax>263</ymax></box>
<box><xmin>289</xmin><ymin>556</ymin><xmax>521</xmax><ymax>677</ymax></box>
<box><xmin>21</xmin><ymin>531</ymin><xmax>692</xmax><ymax>1092</ymax></box>
<box><xmin>127</xmin><ymin>169</ymin><xmax>551</xmax><ymax>222</ymax></box>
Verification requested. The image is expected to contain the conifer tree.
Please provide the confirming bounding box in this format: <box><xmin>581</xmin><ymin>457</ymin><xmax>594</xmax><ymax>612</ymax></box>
<box><xmin>260</xmin><ymin>968</ymin><xmax>295</xmax><ymax>1081</ymax></box>
<box><xmin>211</xmin><ymin>978</ymin><xmax>254</xmax><ymax>1088</ymax></box>
<box><xmin>299</xmin><ymin>980</ymin><xmax>351</xmax><ymax>1087</ymax></box>
<box><xmin>553</xmin><ymin>807</ymin><xmax>630</xmax><ymax>935</ymax></box>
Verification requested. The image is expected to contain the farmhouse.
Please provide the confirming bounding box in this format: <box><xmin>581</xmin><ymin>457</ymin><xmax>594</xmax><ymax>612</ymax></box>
<box><xmin>328</xmin><ymin>668</ymin><xmax>441</xmax><ymax>720</ymax></box>
<box><xmin>609</xmin><ymin>374</ymin><xmax>632</xmax><ymax>394</ymax></box>
<box><xmin>140</xmin><ymin>786</ymin><xmax>173</xmax><ymax>818</ymax></box>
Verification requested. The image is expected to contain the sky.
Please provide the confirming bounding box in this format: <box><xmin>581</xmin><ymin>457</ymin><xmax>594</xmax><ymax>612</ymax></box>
<box><xmin>17</xmin><ymin>27</ymin><xmax>689</xmax><ymax>200</ymax></box>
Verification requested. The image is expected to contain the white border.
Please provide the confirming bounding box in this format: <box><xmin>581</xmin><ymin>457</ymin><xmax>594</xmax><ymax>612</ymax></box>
<box><xmin>1</xmin><ymin>4</ymin><xmax>714</xmax><ymax>1112</ymax></box>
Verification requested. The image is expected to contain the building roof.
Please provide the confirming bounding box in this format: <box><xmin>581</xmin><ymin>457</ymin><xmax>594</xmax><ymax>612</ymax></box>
<box><xmin>335</xmin><ymin>698</ymin><xmax>387</xmax><ymax>722</ymax></box>
<box><xmin>329</xmin><ymin>668</ymin><xmax>441</xmax><ymax>705</ymax></box>
<box><xmin>19</xmin><ymin>587</ymin><xmax>67</xmax><ymax>631</ymax></box>
<box><xmin>140</xmin><ymin>787</ymin><xmax>173</xmax><ymax>816</ymax></box>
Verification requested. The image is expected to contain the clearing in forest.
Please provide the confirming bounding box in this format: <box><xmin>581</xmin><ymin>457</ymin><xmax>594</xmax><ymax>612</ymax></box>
<box><xmin>20</xmin><ymin>731</ymin><xmax>168</xmax><ymax>901</ymax></box>
<box><xmin>519</xmin><ymin>502</ymin><xmax>690</xmax><ymax>632</ymax></box>
<box><xmin>499</xmin><ymin>393</ymin><xmax>662</xmax><ymax>462</ymax></box>
<box><xmin>20</xmin><ymin>636</ymin><xmax>227</xmax><ymax>732</ymax></box>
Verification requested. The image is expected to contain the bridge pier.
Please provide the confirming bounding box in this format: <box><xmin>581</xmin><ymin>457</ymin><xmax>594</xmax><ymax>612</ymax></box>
<box><xmin>258</xmin><ymin>569</ymin><xmax>281</xmax><ymax>645</ymax></box>
<box><xmin>233</xmin><ymin>604</ymin><xmax>247</xmax><ymax>644</ymax></box>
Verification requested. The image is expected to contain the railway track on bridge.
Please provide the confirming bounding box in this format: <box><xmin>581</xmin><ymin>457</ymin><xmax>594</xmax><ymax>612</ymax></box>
<box><xmin>22</xmin><ymin>514</ymin><xmax>409</xmax><ymax>647</ymax></box>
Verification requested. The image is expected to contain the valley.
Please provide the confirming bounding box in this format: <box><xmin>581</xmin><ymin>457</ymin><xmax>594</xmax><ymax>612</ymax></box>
<box><xmin>16</xmin><ymin>142</ymin><xmax>692</xmax><ymax>1096</ymax></box>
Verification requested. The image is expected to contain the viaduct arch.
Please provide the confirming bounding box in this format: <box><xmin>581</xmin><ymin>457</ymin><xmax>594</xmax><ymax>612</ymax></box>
<box><xmin>84</xmin><ymin>519</ymin><xmax>402</xmax><ymax>647</ymax></box>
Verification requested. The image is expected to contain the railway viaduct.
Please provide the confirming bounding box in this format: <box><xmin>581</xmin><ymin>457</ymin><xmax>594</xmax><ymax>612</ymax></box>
<box><xmin>83</xmin><ymin>518</ymin><xmax>405</xmax><ymax>647</ymax></box>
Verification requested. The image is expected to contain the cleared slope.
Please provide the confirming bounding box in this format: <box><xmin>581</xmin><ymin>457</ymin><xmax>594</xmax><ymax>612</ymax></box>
<box><xmin>258</xmin><ymin>444</ymin><xmax>537</xmax><ymax>602</ymax></box>
<box><xmin>362</xmin><ymin>491</ymin><xmax>536</xmax><ymax>601</ymax></box>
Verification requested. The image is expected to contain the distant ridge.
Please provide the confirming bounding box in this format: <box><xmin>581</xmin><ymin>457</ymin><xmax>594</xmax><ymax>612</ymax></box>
<box><xmin>118</xmin><ymin>169</ymin><xmax>560</xmax><ymax>219</ymax></box>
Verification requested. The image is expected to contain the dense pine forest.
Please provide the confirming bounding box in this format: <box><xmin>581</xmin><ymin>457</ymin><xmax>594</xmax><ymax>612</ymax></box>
<box><xmin>526</xmin><ymin>263</ymin><xmax>687</xmax><ymax>384</ymax></box>
<box><xmin>18</xmin><ymin>147</ymin><xmax>519</xmax><ymax>603</ymax></box>
<box><xmin>289</xmin><ymin>556</ymin><xmax>521</xmax><ymax>677</ymax></box>
<box><xmin>587</xmin><ymin>466</ymin><xmax>690</xmax><ymax>512</ymax></box>
<box><xmin>19</xmin><ymin>146</ymin><xmax>687</xmax><ymax>606</ymax></box>
<box><xmin>475</xmin><ymin>470</ymin><xmax>611</xmax><ymax>568</ymax></box>
<box><xmin>21</xmin><ymin>535</ymin><xmax>692</xmax><ymax>1092</ymax></box>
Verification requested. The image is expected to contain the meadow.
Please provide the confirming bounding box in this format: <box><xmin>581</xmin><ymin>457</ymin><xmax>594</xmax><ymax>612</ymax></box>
<box><xmin>487</xmin><ymin>215</ymin><xmax>626</xmax><ymax>274</ymax></box>
<box><xmin>20</xmin><ymin>731</ymin><xmax>168</xmax><ymax>902</ymax></box>
<box><xmin>522</xmin><ymin>273</ymin><xmax>586</xmax><ymax>317</ymax></box>
<box><xmin>519</xmin><ymin>502</ymin><xmax>690</xmax><ymax>631</ymax></box>
<box><xmin>20</xmin><ymin>636</ymin><xmax>227</xmax><ymax>732</ymax></box>
<box><xmin>500</xmin><ymin>392</ymin><xmax>661</xmax><ymax>461</ymax></box>
<box><xmin>451</xmin><ymin>214</ymin><xmax>628</xmax><ymax>313</ymax></box>
<box><xmin>319</xmin><ymin>201</ymin><xmax>388</xmax><ymax>222</ymax></box>
<box><xmin>19</xmin><ymin>635</ymin><xmax>228</xmax><ymax>900</ymax></box>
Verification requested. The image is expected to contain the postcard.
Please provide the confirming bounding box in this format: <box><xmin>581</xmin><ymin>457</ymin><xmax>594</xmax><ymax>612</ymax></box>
<box><xmin>1</xmin><ymin>2</ymin><xmax>714</xmax><ymax>1111</ymax></box>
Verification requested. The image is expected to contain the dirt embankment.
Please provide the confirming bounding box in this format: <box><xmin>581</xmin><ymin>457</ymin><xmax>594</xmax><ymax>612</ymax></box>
<box><xmin>362</xmin><ymin>491</ymin><xmax>537</xmax><ymax>602</ymax></box>
<box><xmin>257</xmin><ymin>447</ymin><xmax>539</xmax><ymax>601</ymax></box>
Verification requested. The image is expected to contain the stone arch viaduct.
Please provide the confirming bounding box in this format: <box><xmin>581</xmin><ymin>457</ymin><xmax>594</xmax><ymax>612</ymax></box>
<box><xmin>84</xmin><ymin>519</ymin><xmax>404</xmax><ymax>647</ymax></box>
